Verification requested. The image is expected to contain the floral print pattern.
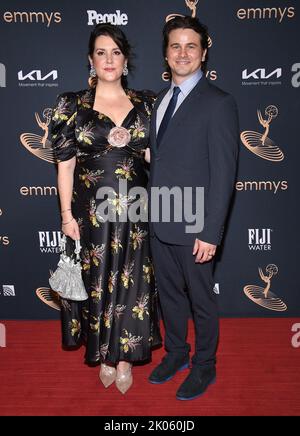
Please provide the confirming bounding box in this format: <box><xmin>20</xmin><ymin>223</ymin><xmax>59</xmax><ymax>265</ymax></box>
<box><xmin>132</xmin><ymin>294</ymin><xmax>150</xmax><ymax>321</ymax></box>
<box><xmin>50</xmin><ymin>88</ymin><xmax>161</xmax><ymax>364</ymax></box>
<box><xmin>79</xmin><ymin>168</ymin><xmax>104</xmax><ymax>188</ymax></box>
<box><xmin>130</xmin><ymin>225</ymin><xmax>148</xmax><ymax>250</ymax></box>
<box><xmin>115</xmin><ymin>158</ymin><xmax>137</xmax><ymax>181</ymax></box>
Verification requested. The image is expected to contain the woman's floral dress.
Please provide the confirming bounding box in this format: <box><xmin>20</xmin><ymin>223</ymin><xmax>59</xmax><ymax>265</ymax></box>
<box><xmin>50</xmin><ymin>87</ymin><xmax>161</xmax><ymax>364</ymax></box>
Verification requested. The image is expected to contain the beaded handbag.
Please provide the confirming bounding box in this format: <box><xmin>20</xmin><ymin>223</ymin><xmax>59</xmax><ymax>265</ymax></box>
<box><xmin>49</xmin><ymin>235</ymin><xmax>88</xmax><ymax>301</ymax></box>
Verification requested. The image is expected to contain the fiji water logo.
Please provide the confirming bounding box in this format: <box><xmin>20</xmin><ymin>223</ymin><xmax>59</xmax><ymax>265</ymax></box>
<box><xmin>248</xmin><ymin>228</ymin><xmax>272</xmax><ymax>251</ymax></box>
<box><xmin>39</xmin><ymin>231</ymin><xmax>62</xmax><ymax>253</ymax></box>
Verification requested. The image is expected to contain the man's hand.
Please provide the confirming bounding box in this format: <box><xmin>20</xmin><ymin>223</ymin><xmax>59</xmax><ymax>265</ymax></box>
<box><xmin>193</xmin><ymin>239</ymin><xmax>217</xmax><ymax>263</ymax></box>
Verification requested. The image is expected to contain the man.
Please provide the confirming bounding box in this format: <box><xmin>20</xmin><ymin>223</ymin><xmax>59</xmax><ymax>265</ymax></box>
<box><xmin>148</xmin><ymin>16</ymin><xmax>239</xmax><ymax>400</ymax></box>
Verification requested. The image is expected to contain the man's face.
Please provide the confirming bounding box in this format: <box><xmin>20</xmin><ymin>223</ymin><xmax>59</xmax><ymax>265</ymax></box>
<box><xmin>166</xmin><ymin>28</ymin><xmax>206</xmax><ymax>84</ymax></box>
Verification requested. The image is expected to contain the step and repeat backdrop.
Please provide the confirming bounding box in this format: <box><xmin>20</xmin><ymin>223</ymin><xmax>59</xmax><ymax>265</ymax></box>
<box><xmin>0</xmin><ymin>0</ymin><xmax>299</xmax><ymax>319</ymax></box>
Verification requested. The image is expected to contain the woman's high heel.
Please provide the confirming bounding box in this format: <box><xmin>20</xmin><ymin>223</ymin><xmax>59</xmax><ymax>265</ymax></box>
<box><xmin>99</xmin><ymin>363</ymin><xmax>116</xmax><ymax>388</ymax></box>
<box><xmin>115</xmin><ymin>364</ymin><xmax>133</xmax><ymax>394</ymax></box>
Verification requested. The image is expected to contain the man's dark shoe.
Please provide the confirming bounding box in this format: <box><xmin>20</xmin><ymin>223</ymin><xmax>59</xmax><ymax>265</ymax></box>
<box><xmin>176</xmin><ymin>366</ymin><xmax>216</xmax><ymax>400</ymax></box>
<box><xmin>149</xmin><ymin>353</ymin><xmax>190</xmax><ymax>384</ymax></box>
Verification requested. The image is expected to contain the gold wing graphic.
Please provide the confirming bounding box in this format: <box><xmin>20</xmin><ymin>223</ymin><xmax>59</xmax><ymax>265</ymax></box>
<box><xmin>20</xmin><ymin>133</ymin><xmax>55</xmax><ymax>163</ymax></box>
<box><xmin>243</xmin><ymin>285</ymin><xmax>287</xmax><ymax>312</ymax></box>
<box><xmin>36</xmin><ymin>287</ymin><xmax>61</xmax><ymax>311</ymax></box>
<box><xmin>240</xmin><ymin>131</ymin><xmax>284</xmax><ymax>161</ymax></box>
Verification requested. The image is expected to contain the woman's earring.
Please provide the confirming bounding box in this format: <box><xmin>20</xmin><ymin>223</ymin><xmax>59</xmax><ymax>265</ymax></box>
<box><xmin>90</xmin><ymin>65</ymin><xmax>96</xmax><ymax>78</ymax></box>
<box><xmin>88</xmin><ymin>65</ymin><xmax>97</xmax><ymax>87</ymax></box>
<box><xmin>122</xmin><ymin>63</ymin><xmax>128</xmax><ymax>76</ymax></box>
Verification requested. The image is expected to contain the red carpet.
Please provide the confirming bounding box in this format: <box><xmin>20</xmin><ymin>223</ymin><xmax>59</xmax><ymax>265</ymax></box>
<box><xmin>0</xmin><ymin>319</ymin><xmax>299</xmax><ymax>416</ymax></box>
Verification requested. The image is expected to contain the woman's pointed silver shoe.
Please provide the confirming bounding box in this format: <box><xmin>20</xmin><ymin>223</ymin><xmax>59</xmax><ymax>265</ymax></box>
<box><xmin>115</xmin><ymin>364</ymin><xmax>133</xmax><ymax>394</ymax></box>
<box><xmin>99</xmin><ymin>363</ymin><xmax>117</xmax><ymax>388</ymax></box>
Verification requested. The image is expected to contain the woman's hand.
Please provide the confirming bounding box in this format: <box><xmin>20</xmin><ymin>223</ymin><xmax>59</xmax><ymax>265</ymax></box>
<box><xmin>61</xmin><ymin>211</ymin><xmax>80</xmax><ymax>240</ymax></box>
<box><xmin>144</xmin><ymin>148</ymin><xmax>151</xmax><ymax>163</ymax></box>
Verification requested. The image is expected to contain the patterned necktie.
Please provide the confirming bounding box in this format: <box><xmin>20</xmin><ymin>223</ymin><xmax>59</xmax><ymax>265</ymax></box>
<box><xmin>157</xmin><ymin>86</ymin><xmax>181</xmax><ymax>146</ymax></box>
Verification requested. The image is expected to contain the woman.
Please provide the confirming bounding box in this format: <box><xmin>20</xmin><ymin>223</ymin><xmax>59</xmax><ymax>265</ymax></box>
<box><xmin>50</xmin><ymin>23</ymin><xmax>161</xmax><ymax>394</ymax></box>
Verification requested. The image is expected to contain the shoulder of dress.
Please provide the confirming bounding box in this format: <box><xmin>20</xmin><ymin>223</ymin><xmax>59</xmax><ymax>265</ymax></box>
<box><xmin>75</xmin><ymin>88</ymin><xmax>91</xmax><ymax>98</ymax></box>
<box><xmin>140</xmin><ymin>89</ymin><xmax>157</xmax><ymax>100</ymax></box>
<box><xmin>128</xmin><ymin>90</ymin><xmax>157</xmax><ymax>114</ymax></box>
<box><xmin>58</xmin><ymin>88</ymin><xmax>92</xmax><ymax>101</ymax></box>
<box><xmin>74</xmin><ymin>88</ymin><xmax>95</xmax><ymax>108</ymax></box>
<box><xmin>53</xmin><ymin>91</ymin><xmax>78</xmax><ymax>113</ymax></box>
<box><xmin>55</xmin><ymin>89</ymin><xmax>95</xmax><ymax>113</ymax></box>
<box><xmin>56</xmin><ymin>91</ymin><xmax>77</xmax><ymax>101</ymax></box>
<box><xmin>128</xmin><ymin>89</ymin><xmax>156</xmax><ymax>102</ymax></box>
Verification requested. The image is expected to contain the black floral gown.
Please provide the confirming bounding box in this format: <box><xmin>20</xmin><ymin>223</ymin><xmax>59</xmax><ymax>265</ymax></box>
<box><xmin>50</xmin><ymin>87</ymin><xmax>161</xmax><ymax>364</ymax></box>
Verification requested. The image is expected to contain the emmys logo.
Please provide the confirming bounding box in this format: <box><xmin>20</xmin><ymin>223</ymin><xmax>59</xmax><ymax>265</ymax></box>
<box><xmin>39</xmin><ymin>231</ymin><xmax>62</xmax><ymax>254</ymax></box>
<box><xmin>20</xmin><ymin>108</ymin><xmax>55</xmax><ymax>163</ymax></box>
<box><xmin>248</xmin><ymin>228</ymin><xmax>272</xmax><ymax>251</ymax></box>
<box><xmin>166</xmin><ymin>1</ymin><xmax>212</xmax><ymax>48</ymax></box>
<box><xmin>0</xmin><ymin>63</ymin><xmax>6</xmax><ymax>87</ymax></box>
<box><xmin>87</xmin><ymin>10</ymin><xmax>128</xmax><ymax>26</ymax></box>
<box><xmin>236</xmin><ymin>7</ymin><xmax>295</xmax><ymax>22</ymax></box>
<box><xmin>3</xmin><ymin>11</ymin><xmax>62</xmax><ymax>27</ymax></box>
<box><xmin>162</xmin><ymin>69</ymin><xmax>217</xmax><ymax>82</ymax></box>
<box><xmin>18</xmin><ymin>69</ymin><xmax>58</xmax><ymax>88</ymax></box>
<box><xmin>0</xmin><ymin>235</ymin><xmax>9</xmax><ymax>245</ymax></box>
<box><xmin>0</xmin><ymin>324</ymin><xmax>6</xmax><ymax>348</ymax></box>
<box><xmin>291</xmin><ymin>323</ymin><xmax>300</xmax><ymax>348</ymax></box>
<box><xmin>36</xmin><ymin>287</ymin><xmax>60</xmax><ymax>311</ymax></box>
<box><xmin>241</xmin><ymin>105</ymin><xmax>284</xmax><ymax>162</ymax></box>
<box><xmin>2</xmin><ymin>285</ymin><xmax>15</xmax><ymax>297</ymax></box>
<box><xmin>20</xmin><ymin>186</ymin><xmax>57</xmax><ymax>196</ymax></box>
<box><xmin>0</xmin><ymin>209</ymin><xmax>9</xmax><ymax>246</ymax></box>
<box><xmin>236</xmin><ymin>180</ymin><xmax>288</xmax><ymax>193</ymax></box>
<box><xmin>244</xmin><ymin>264</ymin><xmax>287</xmax><ymax>312</ymax></box>
<box><xmin>291</xmin><ymin>63</ymin><xmax>300</xmax><ymax>88</ymax></box>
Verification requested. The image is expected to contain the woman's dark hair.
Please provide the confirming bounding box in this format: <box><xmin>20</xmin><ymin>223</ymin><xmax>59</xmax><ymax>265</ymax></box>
<box><xmin>163</xmin><ymin>16</ymin><xmax>209</xmax><ymax>72</ymax></box>
<box><xmin>88</xmin><ymin>23</ymin><xmax>134</xmax><ymax>88</ymax></box>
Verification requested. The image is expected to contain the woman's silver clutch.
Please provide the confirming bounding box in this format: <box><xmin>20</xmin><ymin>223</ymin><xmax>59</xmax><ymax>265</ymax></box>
<box><xmin>49</xmin><ymin>236</ymin><xmax>88</xmax><ymax>301</ymax></box>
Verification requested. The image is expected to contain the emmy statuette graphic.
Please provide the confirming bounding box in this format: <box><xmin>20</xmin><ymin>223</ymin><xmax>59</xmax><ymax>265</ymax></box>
<box><xmin>20</xmin><ymin>108</ymin><xmax>56</xmax><ymax>163</ymax></box>
<box><xmin>244</xmin><ymin>264</ymin><xmax>287</xmax><ymax>312</ymax></box>
<box><xmin>241</xmin><ymin>105</ymin><xmax>284</xmax><ymax>162</ymax></box>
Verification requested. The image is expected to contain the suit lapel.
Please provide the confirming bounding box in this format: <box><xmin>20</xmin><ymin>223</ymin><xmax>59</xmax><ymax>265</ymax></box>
<box><xmin>158</xmin><ymin>77</ymin><xmax>210</xmax><ymax>149</ymax></box>
<box><xmin>150</xmin><ymin>87</ymin><xmax>170</xmax><ymax>153</ymax></box>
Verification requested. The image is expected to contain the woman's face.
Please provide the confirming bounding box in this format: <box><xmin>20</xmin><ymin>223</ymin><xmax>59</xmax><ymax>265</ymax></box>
<box><xmin>89</xmin><ymin>35</ymin><xmax>126</xmax><ymax>84</ymax></box>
